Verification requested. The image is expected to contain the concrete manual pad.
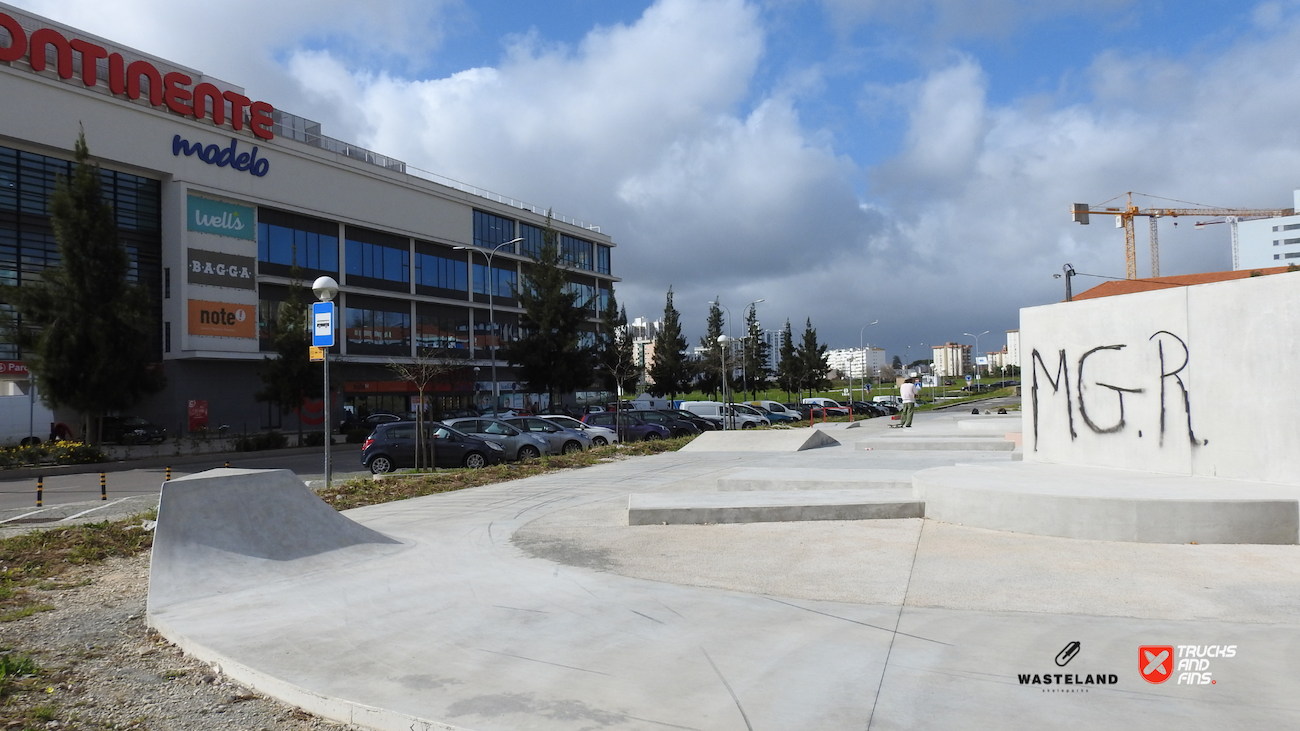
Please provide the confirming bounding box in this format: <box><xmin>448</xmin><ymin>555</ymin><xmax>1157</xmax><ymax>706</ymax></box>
<box><xmin>717</xmin><ymin>467</ymin><xmax>914</xmax><ymax>491</ymax></box>
<box><xmin>146</xmin><ymin>448</ymin><xmax>1300</xmax><ymax>730</ymax></box>
<box><xmin>956</xmin><ymin>417</ymin><xmax>1022</xmax><ymax>433</ymax></box>
<box><xmin>857</xmin><ymin>436</ymin><xmax>1016</xmax><ymax>451</ymax></box>
<box><xmin>627</xmin><ymin>488</ymin><xmax>923</xmax><ymax>525</ymax></box>
<box><xmin>917</xmin><ymin>462</ymin><xmax>1300</xmax><ymax>544</ymax></box>
<box><xmin>678</xmin><ymin>428</ymin><xmax>840</xmax><ymax>452</ymax></box>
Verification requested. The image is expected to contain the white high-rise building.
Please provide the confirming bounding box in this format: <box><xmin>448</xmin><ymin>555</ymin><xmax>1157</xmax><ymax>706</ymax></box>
<box><xmin>826</xmin><ymin>347</ymin><xmax>887</xmax><ymax>379</ymax></box>
<box><xmin>1233</xmin><ymin>189</ymin><xmax>1300</xmax><ymax>270</ymax></box>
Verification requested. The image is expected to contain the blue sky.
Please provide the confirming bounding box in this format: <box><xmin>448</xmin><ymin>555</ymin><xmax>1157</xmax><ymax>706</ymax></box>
<box><xmin>15</xmin><ymin>0</ymin><xmax>1300</xmax><ymax>360</ymax></box>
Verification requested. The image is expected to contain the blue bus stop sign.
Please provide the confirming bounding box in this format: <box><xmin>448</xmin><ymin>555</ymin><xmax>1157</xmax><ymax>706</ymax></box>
<box><xmin>311</xmin><ymin>302</ymin><xmax>335</xmax><ymax>347</ymax></box>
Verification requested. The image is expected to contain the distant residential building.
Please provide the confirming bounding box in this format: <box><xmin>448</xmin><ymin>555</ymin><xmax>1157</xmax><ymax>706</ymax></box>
<box><xmin>1236</xmin><ymin>190</ymin><xmax>1300</xmax><ymax>270</ymax></box>
<box><xmin>1006</xmin><ymin>330</ymin><xmax>1020</xmax><ymax>371</ymax></box>
<box><xmin>826</xmin><ymin>347</ymin><xmax>887</xmax><ymax>380</ymax></box>
<box><xmin>932</xmin><ymin>342</ymin><xmax>971</xmax><ymax>377</ymax></box>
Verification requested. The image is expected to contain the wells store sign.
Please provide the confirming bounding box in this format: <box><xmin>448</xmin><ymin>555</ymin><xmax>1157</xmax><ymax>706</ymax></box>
<box><xmin>187</xmin><ymin>195</ymin><xmax>255</xmax><ymax>240</ymax></box>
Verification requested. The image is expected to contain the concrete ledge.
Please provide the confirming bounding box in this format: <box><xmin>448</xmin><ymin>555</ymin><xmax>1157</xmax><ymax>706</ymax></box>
<box><xmin>678</xmin><ymin>429</ymin><xmax>840</xmax><ymax>452</ymax></box>
<box><xmin>916</xmin><ymin>463</ymin><xmax>1300</xmax><ymax>544</ymax></box>
<box><xmin>627</xmin><ymin>489</ymin><xmax>922</xmax><ymax>525</ymax></box>
<box><xmin>855</xmin><ymin>437</ymin><xmax>1016</xmax><ymax>452</ymax></box>
<box><xmin>956</xmin><ymin>417</ymin><xmax>1022</xmax><ymax>433</ymax></box>
<box><xmin>717</xmin><ymin>468</ymin><xmax>913</xmax><ymax>491</ymax></box>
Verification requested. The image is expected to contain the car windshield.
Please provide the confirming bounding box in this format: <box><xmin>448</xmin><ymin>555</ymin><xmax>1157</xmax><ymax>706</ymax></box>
<box><xmin>482</xmin><ymin>421</ymin><xmax>518</xmax><ymax>436</ymax></box>
<box><xmin>123</xmin><ymin>417</ymin><xmax>150</xmax><ymax>426</ymax></box>
<box><xmin>546</xmin><ymin>416</ymin><xmax>582</xmax><ymax>429</ymax></box>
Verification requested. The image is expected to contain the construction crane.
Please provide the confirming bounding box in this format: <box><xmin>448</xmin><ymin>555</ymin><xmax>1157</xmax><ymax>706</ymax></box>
<box><xmin>1070</xmin><ymin>192</ymin><xmax>1294</xmax><ymax>279</ymax></box>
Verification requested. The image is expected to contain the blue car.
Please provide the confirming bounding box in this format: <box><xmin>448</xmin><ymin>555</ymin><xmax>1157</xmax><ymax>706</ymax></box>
<box><xmin>580</xmin><ymin>412</ymin><xmax>671</xmax><ymax>442</ymax></box>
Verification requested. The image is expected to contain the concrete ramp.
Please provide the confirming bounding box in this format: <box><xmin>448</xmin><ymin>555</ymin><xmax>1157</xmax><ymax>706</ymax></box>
<box><xmin>679</xmin><ymin>429</ymin><xmax>840</xmax><ymax>452</ymax></box>
<box><xmin>148</xmin><ymin>469</ymin><xmax>401</xmax><ymax>610</ymax></box>
<box><xmin>628</xmin><ymin>489</ymin><xmax>923</xmax><ymax>525</ymax></box>
<box><xmin>717</xmin><ymin>468</ymin><xmax>913</xmax><ymax>491</ymax></box>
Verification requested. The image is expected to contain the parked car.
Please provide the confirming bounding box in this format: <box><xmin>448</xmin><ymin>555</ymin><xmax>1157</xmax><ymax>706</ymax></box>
<box><xmin>679</xmin><ymin>401</ymin><xmax>769</xmax><ymax>429</ymax></box>
<box><xmin>445</xmin><ymin>418</ymin><xmax>550</xmax><ymax>460</ymax></box>
<box><xmin>626</xmin><ymin>410</ymin><xmax>701</xmax><ymax>438</ymax></box>
<box><xmin>101</xmin><ymin>416</ymin><xmax>167</xmax><ymax>444</ymax></box>
<box><xmin>802</xmin><ymin>398</ymin><xmax>850</xmax><ymax>416</ymax></box>
<box><xmin>747</xmin><ymin>400</ymin><xmax>803</xmax><ymax>421</ymax></box>
<box><xmin>505</xmin><ymin>416</ymin><xmax>594</xmax><ymax>454</ymax></box>
<box><xmin>782</xmin><ymin>403</ymin><xmax>813</xmax><ymax>419</ymax></box>
<box><xmin>744</xmin><ymin>404</ymin><xmax>797</xmax><ymax>424</ymax></box>
<box><xmin>340</xmin><ymin>411</ymin><xmax>404</xmax><ymax>432</ymax></box>
<box><xmin>661</xmin><ymin>409</ymin><xmax>721</xmax><ymax>432</ymax></box>
<box><xmin>439</xmin><ymin>407</ymin><xmax>481</xmax><ymax>420</ymax></box>
<box><xmin>538</xmin><ymin>414</ymin><xmax>620</xmax><ymax>446</ymax></box>
<box><xmin>360</xmin><ymin>421</ymin><xmax>504</xmax><ymax>473</ymax></box>
<box><xmin>581</xmin><ymin>412</ymin><xmax>671</xmax><ymax>442</ymax></box>
<box><xmin>849</xmin><ymin>401</ymin><xmax>887</xmax><ymax>417</ymax></box>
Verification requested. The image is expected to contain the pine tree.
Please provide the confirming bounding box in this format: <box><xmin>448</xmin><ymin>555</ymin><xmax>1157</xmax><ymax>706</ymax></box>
<box><xmin>0</xmin><ymin>132</ymin><xmax>164</xmax><ymax>443</ymax></box>
<box><xmin>501</xmin><ymin>216</ymin><xmax>592</xmax><ymax>404</ymax></box>
<box><xmin>696</xmin><ymin>299</ymin><xmax>725</xmax><ymax>399</ymax></box>
<box><xmin>741</xmin><ymin>304</ymin><xmax>769</xmax><ymax>399</ymax></box>
<box><xmin>796</xmin><ymin>318</ymin><xmax>830</xmax><ymax>397</ymax></box>
<box><xmin>255</xmin><ymin>269</ymin><xmax>321</xmax><ymax>444</ymax></box>
<box><xmin>647</xmin><ymin>287</ymin><xmax>689</xmax><ymax>398</ymax></box>
<box><xmin>775</xmin><ymin>320</ymin><xmax>800</xmax><ymax>398</ymax></box>
<box><xmin>597</xmin><ymin>292</ymin><xmax>639</xmax><ymax>395</ymax></box>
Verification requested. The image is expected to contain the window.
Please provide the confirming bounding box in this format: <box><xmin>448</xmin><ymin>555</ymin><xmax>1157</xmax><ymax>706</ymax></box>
<box><xmin>566</xmin><ymin>278</ymin><xmax>596</xmax><ymax>311</ymax></box>
<box><xmin>560</xmin><ymin>235</ymin><xmax>593</xmax><ymax>270</ymax></box>
<box><xmin>596</xmin><ymin>244</ymin><xmax>611</xmax><ymax>274</ymax></box>
<box><xmin>256</xmin><ymin>208</ymin><xmax>339</xmax><ymax>276</ymax></box>
<box><xmin>474</xmin><ymin>210</ymin><xmax>516</xmax><ymax>251</ymax></box>
<box><xmin>473</xmin><ymin>262</ymin><xmax>517</xmax><ymax>299</ymax></box>
<box><xmin>597</xmin><ymin>284</ymin><xmax>612</xmax><ymax>314</ymax></box>
<box><xmin>414</xmin><ymin>246</ymin><xmax>467</xmax><ymax>296</ymax></box>
<box><xmin>415</xmin><ymin>303</ymin><xmax>470</xmax><ymax>355</ymax></box>
<box><xmin>345</xmin><ymin>226</ymin><xmax>409</xmax><ymax>290</ymax></box>
<box><xmin>520</xmin><ymin>222</ymin><xmax>545</xmax><ymax>258</ymax></box>
<box><xmin>1287</xmin><ymin>252</ymin><xmax>1300</xmax><ymax>259</ymax></box>
<box><xmin>473</xmin><ymin>310</ymin><xmax>518</xmax><ymax>358</ymax></box>
<box><xmin>345</xmin><ymin>295</ymin><xmax>411</xmax><ymax>356</ymax></box>
<box><xmin>1285</xmin><ymin>224</ymin><xmax>1300</xmax><ymax>231</ymax></box>
<box><xmin>164</xmin><ymin>321</ymin><xmax>171</xmax><ymax>353</ymax></box>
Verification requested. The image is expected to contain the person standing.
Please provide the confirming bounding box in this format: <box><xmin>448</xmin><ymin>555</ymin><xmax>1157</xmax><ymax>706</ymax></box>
<box><xmin>900</xmin><ymin>377</ymin><xmax>918</xmax><ymax>428</ymax></box>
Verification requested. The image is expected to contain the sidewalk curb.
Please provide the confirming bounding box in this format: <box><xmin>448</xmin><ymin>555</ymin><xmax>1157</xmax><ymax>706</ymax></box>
<box><xmin>0</xmin><ymin>445</ymin><xmax>351</xmax><ymax>481</ymax></box>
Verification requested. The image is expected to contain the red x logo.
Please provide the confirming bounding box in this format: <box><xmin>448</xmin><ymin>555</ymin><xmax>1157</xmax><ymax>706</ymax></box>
<box><xmin>1140</xmin><ymin>646</ymin><xmax>1175</xmax><ymax>684</ymax></box>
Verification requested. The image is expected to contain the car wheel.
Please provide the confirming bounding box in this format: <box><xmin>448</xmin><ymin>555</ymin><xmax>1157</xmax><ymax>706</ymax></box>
<box><xmin>591</xmin><ymin>436</ymin><xmax>608</xmax><ymax>447</ymax></box>
<box><xmin>463</xmin><ymin>452</ymin><xmax>487</xmax><ymax>469</ymax></box>
<box><xmin>369</xmin><ymin>455</ymin><xmax>393</xmax><ymax>474</ymax></box>
<box><xmin>741</xmin><ymin>422</ymin><xmax>756</xmax><ymax>429</ymax></box>
<box><xmin>517</xmin><ymin>445</ymin><xmax>541</xmax><ymax>461</ymax></box>
<box><xmin>561</xmin><ymin>440</ymin><xmax>583</xmax><ymax>454</ymax></box>
<box><xmin>644</xmin><ymin>431</ymin><xmax>661</xmax><ymax>441</ymax></box>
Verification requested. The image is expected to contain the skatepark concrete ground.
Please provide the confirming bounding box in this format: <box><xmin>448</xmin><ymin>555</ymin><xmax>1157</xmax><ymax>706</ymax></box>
<box><xmin>146</xmin><ymin>412</ymin><xmax>1300</xmax><ymax>730</ymax></box>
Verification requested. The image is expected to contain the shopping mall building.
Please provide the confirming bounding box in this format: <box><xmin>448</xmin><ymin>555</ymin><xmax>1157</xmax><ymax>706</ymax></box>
<box><xmin>0</xmin><ymin>3</ymin><xmax>619</xmax><ymax>438</ymax></box>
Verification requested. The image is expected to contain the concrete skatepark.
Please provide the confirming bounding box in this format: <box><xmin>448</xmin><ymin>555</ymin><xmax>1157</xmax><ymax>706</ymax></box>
<box><xmin>145</xmin><ymin>275</ymin><xmax>1300</xmax><ymax>729</ymax></box>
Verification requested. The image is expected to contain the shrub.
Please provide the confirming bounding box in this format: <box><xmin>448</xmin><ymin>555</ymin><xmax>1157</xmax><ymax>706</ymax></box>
<box><xmin>0</xmin><ymin>441</ymin><xmax>105</xmax><ymax>468</ymax></box>
<box><xmin>345</xmin><ymin>427</ymin><xmax>371</xmax><ymax>444</ymax></box>
<box><xmin>303</xmin><ymin>431</ymin><xmax>327</xmax><ymax>447</ymax></box>
<box><xmin>233</xmin><ymin>431</ymin><xmax>288</xmax><ymax>452</ymax></box>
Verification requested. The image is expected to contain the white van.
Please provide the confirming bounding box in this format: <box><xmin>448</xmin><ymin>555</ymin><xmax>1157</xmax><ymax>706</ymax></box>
<box><xmin>873</xmin><ymin>395</ymin><xmax>903</xmax><ymax>408</ymax></box>
<box><xmin>680</xmin><ymin>401</ymin><xmax>768</xmax><ymax>429</ymax></box>
<box><xmin>748</xmin><ymin>400</ymin><xmax>802</xmax><ymax>420</ymax></box>
<box><xmin>802</xmin><ymin>397</ymin><xmax>849</xmax><ymax>415</ymax></box>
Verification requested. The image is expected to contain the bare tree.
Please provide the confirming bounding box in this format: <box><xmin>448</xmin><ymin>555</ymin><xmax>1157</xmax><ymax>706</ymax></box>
<box><xmin>387</xmin><ymin>346</ymin><xmax>464</xmax><ymax>471</ymax></box>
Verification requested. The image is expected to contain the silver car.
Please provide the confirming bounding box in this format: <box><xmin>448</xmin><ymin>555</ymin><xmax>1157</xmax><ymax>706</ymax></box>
<box><xmin>505</xmin><ymin>416</ymin><xmax>593</xmax><ymax>454</ymax></box>
<box><xmin>537</xmin><ymin>414</ymin><xmax>620</xmax><ymax>446</ymax></box>
<box><xmin>445</xmin><ymin>418</ymin><xmax>549</xmax><ymax>461</ymax></box>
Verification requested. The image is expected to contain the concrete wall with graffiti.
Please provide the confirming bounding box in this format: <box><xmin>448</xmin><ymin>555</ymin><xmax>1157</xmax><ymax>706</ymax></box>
<box><xmin>1021</xmin><ymin>271</ymin><xmax>1300</xmax><ymax>485</ymax></box>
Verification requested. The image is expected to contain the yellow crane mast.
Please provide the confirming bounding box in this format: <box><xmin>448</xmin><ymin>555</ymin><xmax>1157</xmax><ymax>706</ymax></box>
<box><xmin>1070</xmin><ymin>192</ymin><xmax>1293</xmax><ymax>279</ymax></box>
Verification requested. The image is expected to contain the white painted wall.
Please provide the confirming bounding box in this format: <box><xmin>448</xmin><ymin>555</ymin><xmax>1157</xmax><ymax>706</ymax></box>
<box><xmin>1021</xmin><ymin>271</ymin><xmax>1300</xmax><ymax>485</ymax></box>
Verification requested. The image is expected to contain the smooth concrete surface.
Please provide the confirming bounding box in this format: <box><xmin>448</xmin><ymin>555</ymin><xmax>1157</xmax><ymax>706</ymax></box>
<box><xmin>918</xmin><ymin>462</ymin><xmax>1300</xmax><ymax>544</ymax></box>
<box><xmin>716</xmin><ymin>467</ymin><xmax>914</xmax><ymax>491</ymax></box>
<box><xmin>956</xmin><ymin>417</ymin><xmax>1023</xmax><ymax>433</ymax></box>
<box><xmin>856</xmin><ymin>436</ymin><xmax>1017</xmax><ymax>451</ymax></box>
<box><xmin>145</xmin><ymin>419</ymin><xmax>1300</xmax><ymax>730</ymax></box>
<box><xmin>679</xmin><ymin>428</ymin><xmax>841</xmax><ymax>452</ymax></box>
<box><xmin>627</xmin><ymin>488</ymin><xmax>923</xmax><ymax>525</ymax></box>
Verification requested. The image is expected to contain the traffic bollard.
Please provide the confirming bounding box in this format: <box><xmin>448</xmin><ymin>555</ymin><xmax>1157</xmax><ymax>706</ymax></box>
<box><xmin>100</xmin><ymin>472</ymin><xmax>106</xmax><ymax>501</ymax></box>
<box><xmin>166</xmin><ymin>466</ymin><xmax>171</xmax><ymax>481</ymax></box>
<box><xmin>36</xmin><ymin>477</ymin><xmax>43</xmax><ymax>507</ymax></box>
<box><xmin>224</xmin><ymin>461</ymin><xmax>230</xmax><ymax>468</ymax></box>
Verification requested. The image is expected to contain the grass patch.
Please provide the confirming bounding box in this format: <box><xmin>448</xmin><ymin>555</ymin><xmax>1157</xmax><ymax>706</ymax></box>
<box><xmin>319</xmin><ymin>435</ymin><xmax>696</xmax><ymax>511</ymax></box>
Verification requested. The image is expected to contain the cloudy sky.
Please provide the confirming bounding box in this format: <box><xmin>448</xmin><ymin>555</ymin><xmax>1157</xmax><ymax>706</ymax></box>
<box><xmin>14</xmin><ymin>0</ymin><xmax>1300</xmax><ymax>359</ymax></box>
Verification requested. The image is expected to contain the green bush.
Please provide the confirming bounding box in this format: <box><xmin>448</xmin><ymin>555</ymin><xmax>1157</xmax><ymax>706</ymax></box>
<box><xmin>302</xmin><ymin>431</ymin><xmax>327</xmax><ymax>447</ymax></box>
<box><xmin>233</xmin><ymin>431</ymin><xmax>288</xmax><ymax>452</ymax></box>
<box><xmin>345</xmin><ymin>427</ymin><xmax>371</xmax><ymax>444</ymax></box>
<box><xmin>0</xmin><ymin>441</ymin><xmax>105</xmax><ymax>469</ymax></box>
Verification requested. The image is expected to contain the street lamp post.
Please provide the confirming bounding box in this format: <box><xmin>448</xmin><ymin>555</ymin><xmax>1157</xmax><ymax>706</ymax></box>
<box><xmin>718</xmin><ymin>334</ymin><xmax>731</xmax><ymax>430</ymax></box>
<box><xmin>455</xmin><ymin>237</ymin><xmax>523</xmax><ymax>417</ymax></box>
<box><xmin>963</xmin><ymin>330</ymin><xmax>990</xmax><ymax>384</ymax></box>
<box><xmin>859</xmin><ymin>320</ymin><xmax>878</xmax><ymax>402</ymax></box>
<box><xmin>312</xmin><ymin>276</ymin><xmax>340</xmax><ymax>488</ymax></box>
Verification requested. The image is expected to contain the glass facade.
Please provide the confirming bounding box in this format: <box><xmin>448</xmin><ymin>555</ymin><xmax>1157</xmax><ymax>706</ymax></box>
<box><xmin>415</xmin><ymin>303</ymin><xmax>470</xmax><ymax>355</ymax></box>
<box><xmin>256</xmin><ymin>208</ymin><xmax>338</xmax><ymax>278</ymax></box>
<box><xmin>0</xmin><ymin>145</ymin><xmax>162</xmax><ymax>359</ymax></box>
<box><xmin>560</xmin><ymin>234</ymin><xmax>593</xmax><ymax>271</ymax></box>
<box><xmin>520</xmin><ymin>222</ymin><xmax>545</xmax><ymax>258</ymax></box>
<box><xmin>473</xmin><ymin>262</ymin><xmax>518</xmax><ymax>300</ymax></box>
<box><xmin>474</xmin><ymin>210</ymin><xmax>516</xmax><ymax>251</ymax></box>
<box><xmin>596</xmin><ymin>244</ymin><xmax>611</xmax><ymax>274</ymax></box>
<box><xmin>472</xmin><ymin>310</ymin><xmax>518</xmax><ymax>358</ymax></box>
<box><xmin>414</xmin><ymin>247</ymin><xmax>468</xmax><ymax>295</ymax></box>
<box><xmin>344</xmin><ymin>295</ymin><xmax>411</xmax><ymax>356</ymax></box>
<box><xmin>345</xmin><ymin>226</ymin><xmax>409</xmax><ymax>291</ymax></box>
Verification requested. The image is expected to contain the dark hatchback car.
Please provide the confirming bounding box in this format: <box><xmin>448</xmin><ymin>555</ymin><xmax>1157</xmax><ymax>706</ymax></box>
<box><xmin>661</xmin><ymin>409</ymin><xmax>720</xmax><ymax>432</ymax></box>
<box><xmin>581</xmin><ymin>412</ymin><xmax>671</xmax><ymax>442</ymax></box>
<box><xmin>101</xmin><ymin>416</ymin><xmax>167</xmax><ymax>444</ymax></box>
<box><xmin>361</xmin><ymin>421</ymin><xmax>505</xmax><ymax>473</ymax></box>
<box><xmin>626</xmin><ymin>409</ymin><xmax>700</xmax><ymax>438</ymax></box>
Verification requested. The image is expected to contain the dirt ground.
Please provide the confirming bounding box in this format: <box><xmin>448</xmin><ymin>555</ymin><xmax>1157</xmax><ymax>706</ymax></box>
<box><xmin>0</xmin><ymin>552</ymin><xmax>352</xmax><ymax>731</ymax></box>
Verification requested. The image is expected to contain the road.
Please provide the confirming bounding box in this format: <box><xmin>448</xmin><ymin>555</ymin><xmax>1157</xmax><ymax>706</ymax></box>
<box><xmin>0</xmin><ymin>450</ymin><xmax>371</xmax><ymax>513</ymax></box>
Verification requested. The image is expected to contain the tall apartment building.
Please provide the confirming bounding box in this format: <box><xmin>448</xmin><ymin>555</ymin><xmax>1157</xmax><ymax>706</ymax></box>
<box><xmin>825</xmin><ymin>347</ymin><xmax>887</xmax><ymax>379</ymax></box>
<box><xmin>1233</xmin><ymin>190</ymin><xmax>1300</xmax><ymax>270</ymax></box>
<box><xmin>931</xmin><ymin>342</ymin><xmax>972</xmax><ymax>377</ymax></box>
